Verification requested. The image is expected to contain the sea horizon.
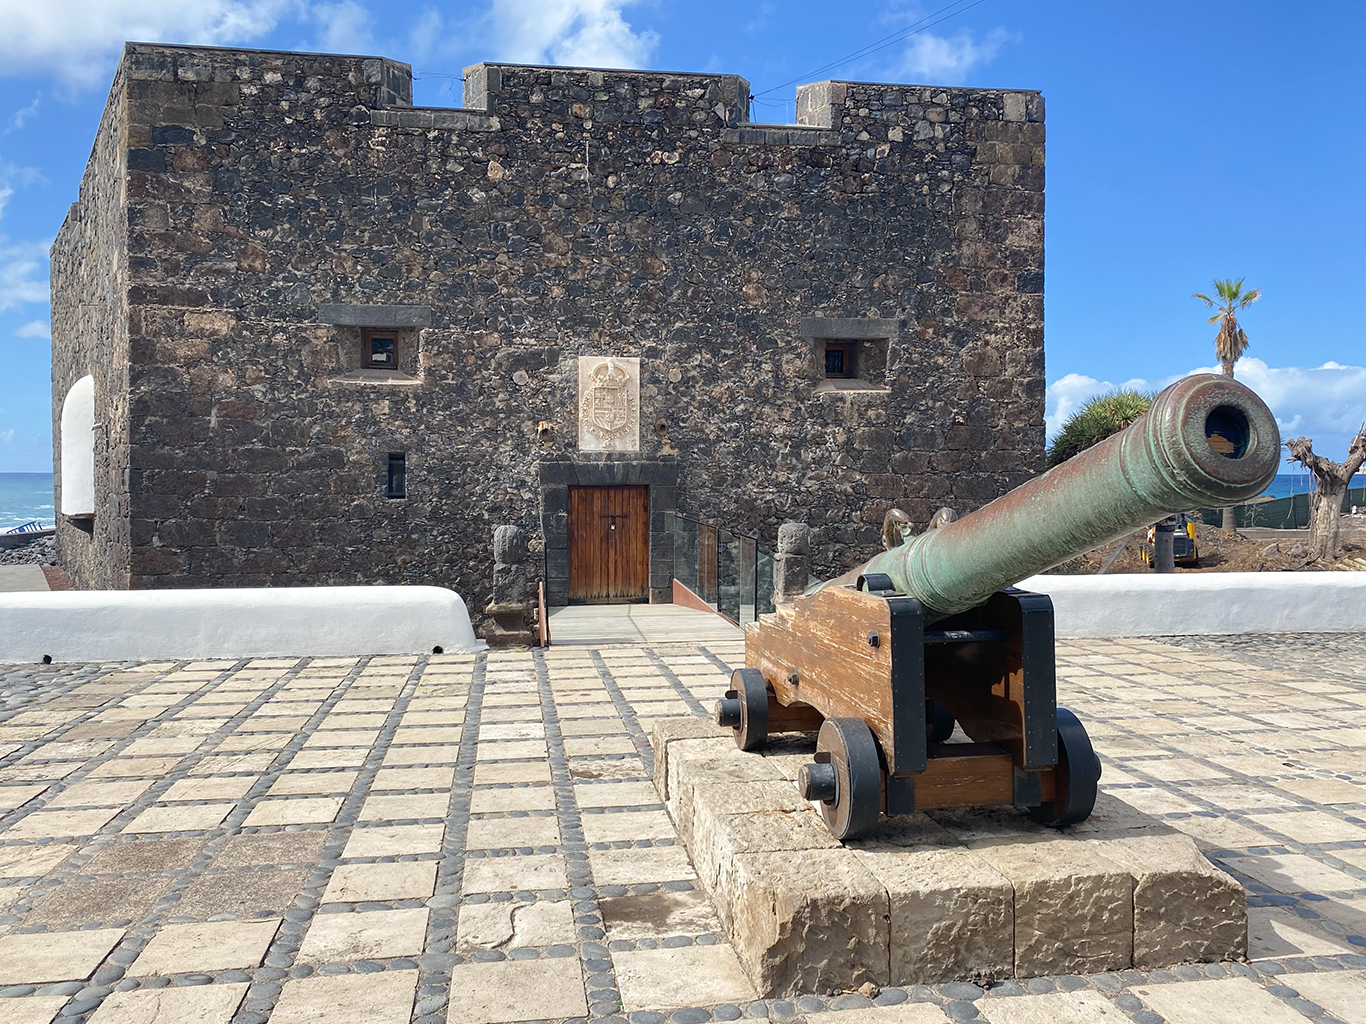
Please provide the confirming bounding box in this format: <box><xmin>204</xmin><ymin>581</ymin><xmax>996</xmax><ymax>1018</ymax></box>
<box><xmin>4</xmin><ymin>468</ymin><xmax>1364</xmax><ymax>535</ymax></box>
<box><xmin>0</xmin><ymin>471</ymin><xmax>56</xmax><ymax>532</ymax></box>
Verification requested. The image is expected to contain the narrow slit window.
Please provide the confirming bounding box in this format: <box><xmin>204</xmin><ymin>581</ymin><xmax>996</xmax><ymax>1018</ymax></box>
<box><xmin>365</xmin><ymin>330</ymin><xmax>397</xmax><ymax>368</ymax></box>
<box><xmin>824</xmin><ymin>341</ymin><xmax>853</xmax><ymax>379</ymax></box>
<box><xmin>386</xmin><ymin>453</ymin><xmax>406</xmax><ymax>499</ymax></box>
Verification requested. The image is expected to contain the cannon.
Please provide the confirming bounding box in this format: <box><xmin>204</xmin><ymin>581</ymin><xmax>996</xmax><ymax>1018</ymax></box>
<box><xmin>715</xmin><ymin>374</ymin><xmax>1281</xmax><ymax>839</ymax></box>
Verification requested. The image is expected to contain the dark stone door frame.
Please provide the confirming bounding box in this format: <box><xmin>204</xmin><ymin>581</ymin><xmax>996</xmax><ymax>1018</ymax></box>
<box><xmin>538</xmin><ymin>455</ymin><xmax>676</xmax><ymax>607</ymax></box>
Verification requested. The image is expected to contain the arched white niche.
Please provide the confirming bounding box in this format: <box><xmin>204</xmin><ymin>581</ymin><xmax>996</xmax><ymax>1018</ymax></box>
<box><xmin>60</xmin><ymin>374</ymin><xmax>96</xmax><ymax>518</ymax></box>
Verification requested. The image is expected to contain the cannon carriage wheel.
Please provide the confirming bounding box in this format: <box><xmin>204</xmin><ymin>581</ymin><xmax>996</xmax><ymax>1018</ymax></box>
<box><xmin>714</xmin><ymin>668</ymin><xmax>770</xmax><ymax>752</ymax></box>
<box><xmin>1030</xmin><ymin>707</ymin><xmax>1101</xmax><ymax>828</ymax></box>
<box><xmin>926</xmin><ymin>700</ymin><xmax>956</xmax><ymax>744</ymax></box>
<box><xmin>797</xmin><ymin>717</ymin><xmax>882</xmax><ymax>840</ymax></box>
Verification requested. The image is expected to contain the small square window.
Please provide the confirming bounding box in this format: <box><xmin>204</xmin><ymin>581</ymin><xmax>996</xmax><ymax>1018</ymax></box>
<box><xmin>386</xmin><ymin>453</ymin><xmax>406</xmax><ymax>499</ymax></box>
<box><xmin>365</xmin><ymin>330</ymin><xmax>397</xmax><ymax>368</ymax></box>
<box><xmin>824</xmin><ymin>342</ymin><xmax>853</xmax><ymax>379</ymax></box>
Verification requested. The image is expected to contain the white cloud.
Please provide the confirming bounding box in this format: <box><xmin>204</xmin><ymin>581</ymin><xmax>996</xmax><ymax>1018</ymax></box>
<box><xmin>404</xmin><ymin>6</ymin><xmax>447</xmax><ymax>64</ymax></box>
<box><xmin>0</xmin><ymin>429</ymin><xmax>15</xmax><ymax>444</ymax></box>
<box><xmin>0</xmin><ymin>0</ymin><xmax>293</xmax><ymax>86</ymax></box>
<box><xmin>488</xmin><ymin>0</ymin><xmax>659</xmax><ymax>69</ymax></box>
<box><xmin>0</xmin><ymin>163</ymin><xmax>43</xmax><ymax>220</ymax></box>
<box><xmin>15</xmin><ymin>319</ymin><xmax>50</xmax><ymax>338</ymax></box>
<box><xmin>8</xmin><ymin>95</ymin><xmax>41</xmax><ymax>132</ymax></box>
<box><xmin>304</xmin><ymin>0</ymin><xmax>373</xmax><ymax>54</ymax></box>
<box><xmin>892</xmin><ymin>26</ymin><xmax>1014</xmax><ymax>86</ymax></box>
<box><xmin>0</xmin><ymin>239</ymin><xmax>51</xmax><ymax>312</ymax></box>
<box><xmin>1046</xmin><ymin>357</ymin><xmax>1366</xmax><ymax>460</ymax></box>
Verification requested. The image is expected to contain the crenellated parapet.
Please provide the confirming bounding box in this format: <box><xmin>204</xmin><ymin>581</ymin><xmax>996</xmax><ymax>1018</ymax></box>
<box><xmin>463</xmin><ymin>63</ymin><xmax>750</xmax><ymax>128</ymax></box>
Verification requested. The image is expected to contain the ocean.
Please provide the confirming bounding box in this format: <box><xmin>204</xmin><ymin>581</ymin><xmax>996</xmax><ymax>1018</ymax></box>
<box><xmin>1260</xmin><ymin>470</ymin><xmax>1366</xmax><ymax>499</ymax></box>
<box><xmin>2</xmin><ymin>469</ymin><xmax>1362</xmax><ymax>535</ymax></box>
<box><xmin>0</xmin><ymin>473</ymin><xmax>56</xmax><ymax>532</ymax></box>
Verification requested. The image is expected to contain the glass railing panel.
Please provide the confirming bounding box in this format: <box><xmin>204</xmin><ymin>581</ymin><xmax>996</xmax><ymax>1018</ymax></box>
<box><xmin>739</xmin><ymin>535</ymin><xmax>757</xmax><ymax>624</ymax></box>
<box><xmin>756</xmin><ymin>548</ymin><xmax>775</xmax><ymax>616</ymax></box>
<box><xmin>673</xmin><ymin>514</ymin><xmax>700</xmax><ymax>595</ymax></box>
<box><xmin>718</xmin><ymin>529</ymin><xmax>740</xmax><ymax>623</ymax></box>
<box><xmin>697</xmin><ymin>523</ymin><xmax>718</xmax><ymax>609</ymax></box>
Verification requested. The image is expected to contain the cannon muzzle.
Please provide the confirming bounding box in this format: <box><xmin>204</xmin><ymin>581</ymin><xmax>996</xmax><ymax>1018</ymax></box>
<box><xmin>857</xmin><ymin>374</ymin><xmax>1280</xmax><ymax>618</ymax></box>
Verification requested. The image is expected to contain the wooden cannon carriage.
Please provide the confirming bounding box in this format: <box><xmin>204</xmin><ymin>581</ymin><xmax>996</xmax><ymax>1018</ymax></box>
<box><xmin>715</xmin><ymin>374</ymin><xmax>1282</xmax><ymax>839</ymax></box>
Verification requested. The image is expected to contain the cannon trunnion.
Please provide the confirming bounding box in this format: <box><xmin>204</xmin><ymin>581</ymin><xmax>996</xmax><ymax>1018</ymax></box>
<box><xmin>717</xmin><ymin>576</ymin><xmax>1100</xmax><ymax>840</ymax></box>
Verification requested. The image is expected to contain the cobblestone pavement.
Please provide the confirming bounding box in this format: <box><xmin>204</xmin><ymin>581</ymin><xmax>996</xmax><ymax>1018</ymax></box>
<box><xmin>1153</xmin><ymin>632</ymin><xmax>1366</xmax><ymax>686</ymax></box>
<box><xmin>1</xmin><ymin>636</ymin><xmax>1364</xmax><ymax>1024</ymax></box>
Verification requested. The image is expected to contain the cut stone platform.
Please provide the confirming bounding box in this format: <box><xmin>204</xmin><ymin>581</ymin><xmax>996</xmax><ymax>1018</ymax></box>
<box><xmin>652</xmin><ymin>717</ymin><xmax>1247</xmax><ymax>997</ymax></box>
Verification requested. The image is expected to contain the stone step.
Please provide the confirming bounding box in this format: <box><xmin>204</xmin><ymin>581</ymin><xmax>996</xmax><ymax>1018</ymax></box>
<box><xmin>652</xmin><ymin>717</ymin><xmax>1246</xmax><ymax>998</ymax></box>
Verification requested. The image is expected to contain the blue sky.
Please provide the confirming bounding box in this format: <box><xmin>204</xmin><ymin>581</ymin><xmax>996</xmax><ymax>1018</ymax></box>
<box><xmin>1</xmin><ymin>0</ymin><xmax>1364</xmax><ymax>473</ymax></box>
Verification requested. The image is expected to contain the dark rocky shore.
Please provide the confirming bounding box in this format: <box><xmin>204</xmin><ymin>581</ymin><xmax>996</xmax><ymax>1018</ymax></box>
<box><xmin>0</xmin><ymin>534</ymin><xmax>58</xmax><ymax>566</ymax></box>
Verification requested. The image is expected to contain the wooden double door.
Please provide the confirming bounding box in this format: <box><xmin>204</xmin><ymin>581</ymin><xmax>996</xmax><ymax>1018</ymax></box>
<box><xmin>568</xmin><ymin>485</ymin><xmax>650</xmax><ymax>603</ymax></box>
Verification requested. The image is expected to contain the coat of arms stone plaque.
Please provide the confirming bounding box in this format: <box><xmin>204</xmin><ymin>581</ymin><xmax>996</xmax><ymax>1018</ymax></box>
<box><xmin>578</xmin><ymin>356</ymin><xmax>640</xmax><ymax>452</ymax></box>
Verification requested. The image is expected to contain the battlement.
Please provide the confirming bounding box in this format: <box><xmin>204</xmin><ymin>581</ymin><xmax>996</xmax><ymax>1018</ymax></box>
<box><xmin>114</xmin><ymin>42</ymin><xmax>1041</xmax><ymax>141</ymax></box>
<box><xmin>462</xmin><ymin>63</ymin><xmax>750</xmax><ymax>128</ymax></box>
<box><xmin>121</xmin><ymin>41</ymin><xmax>412</xmax><ymax>106</ymax></box>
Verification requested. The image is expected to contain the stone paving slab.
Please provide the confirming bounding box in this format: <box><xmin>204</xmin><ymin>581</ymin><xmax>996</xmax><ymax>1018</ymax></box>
<box><xmin>0</xmin><ymin>636</ymin><xmax>1361</xmax><ymax>1024</ymax></box>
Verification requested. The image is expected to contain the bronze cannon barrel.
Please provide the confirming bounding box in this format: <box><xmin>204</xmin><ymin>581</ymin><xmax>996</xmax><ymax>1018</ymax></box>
<box><xmin>858</xmin><ymin>374</ymin><xmax>1281</xmax><ymax>618</ymax></box>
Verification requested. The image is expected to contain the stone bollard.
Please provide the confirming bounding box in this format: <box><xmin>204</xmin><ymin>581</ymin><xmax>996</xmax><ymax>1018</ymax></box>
<box><xmin>773</xmin><ymin>523</ymin><xmax>810</xmax><ymax>604</ymax></box>
<box><xmin>483</xmin><ymin>525</ymin><xmax>537</xmax><ymax>646</ymax></box>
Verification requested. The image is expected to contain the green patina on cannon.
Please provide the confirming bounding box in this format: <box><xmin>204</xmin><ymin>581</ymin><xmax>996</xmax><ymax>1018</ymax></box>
<box><xmin>716</xmin><ymin>374</ymin><xmax>1281</xmax><ymax>839</ymax></box>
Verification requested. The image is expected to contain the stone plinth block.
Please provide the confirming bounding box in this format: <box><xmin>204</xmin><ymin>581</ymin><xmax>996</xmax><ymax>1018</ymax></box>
<box><xmin>669</xmin><ymin>755</ymin><xmax>789</xmax><ymax>851</ymax></box>
<box><xmin>1095</xmin><ymin>832</ymin><xmax>1246</xmax><ymax>966</ymax></box>
<box><xmin>693</xmin><ymin>807</ymin><xmax>842</xmax><ymax>929</ymax></box>
<box><xmin>968</xmin><ymin>834</ymin><xmax>1134</xmax><ymax>976</ymax></box>
<box><xmin>729</xmin><ymin>848</ymin><xmax>890</xmax><ymax>998</ymax></box>
<box><xmin>650</xmin><ymin>718</ymin><xmax>732</xmax><ymax>801</ymax></box>
<box><xmin>851</xmin><ymin>816</ymin><xmax>1014</xmax><ymax>985</ymax></box>
<box><xmin>1071</xmin><ymin>793</ymin><xmax>1247</xmax><ymax>966</ymax></box>
<box><xmin>660</xmin><ymin>738</ymin><xmax>735</xmax><ymax>810</ymax></box>
<box><xmin>651</xmin><ymin>719</ymin><xmax>1246</xmax><ymax>996</ymax></box>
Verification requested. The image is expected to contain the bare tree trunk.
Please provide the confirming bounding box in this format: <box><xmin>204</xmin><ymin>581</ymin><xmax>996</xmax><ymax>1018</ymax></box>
<box><xmin>1285</xmin><ymin>427</ymin><xmax>1366</xmax><ymax>562</ymax></box>
<box><xmin>1308</xmin><ymin>484</ymin><xmax>1347</xmax><ymax>560</ymax></box>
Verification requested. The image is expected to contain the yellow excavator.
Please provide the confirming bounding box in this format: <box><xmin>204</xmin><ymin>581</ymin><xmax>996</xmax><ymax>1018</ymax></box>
<box><xmin>1141</xmin><ymin>512</ymin><xmax>1200</xmax><ymax>567</ymax></box>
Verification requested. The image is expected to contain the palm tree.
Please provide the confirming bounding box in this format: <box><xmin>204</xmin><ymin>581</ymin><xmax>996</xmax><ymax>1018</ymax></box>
<box><xmin>1046</xmin><ymin>388</ymin><xmax>1156</xmax><ymax>571</ymax></box>
<box><xmin>1046</xmin><ymin>389</ymin><xmax>1153</xmax><ymax>469</ymax></box>
<box><xmin>1194</xmin><ymin>277</ymin><xmax>1261</xmax><ymax>530</ymax></box>
<box><xmin>1193</xmin><ymin>277</ymin><xmax>1261</xmax><ymax>376</ymax></box>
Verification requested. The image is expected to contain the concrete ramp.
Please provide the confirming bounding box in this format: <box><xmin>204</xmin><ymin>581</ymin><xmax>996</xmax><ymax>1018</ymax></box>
<box><xmin>548</xmin><ymin>604</ymin><xmax>743</xmax><ymax>645</ymax></box>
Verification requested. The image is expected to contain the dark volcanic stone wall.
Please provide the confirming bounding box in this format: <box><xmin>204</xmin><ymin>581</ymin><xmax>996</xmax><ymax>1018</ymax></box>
<box><xmin>53</xmin><ymin>43</ymin><xmax>1045</xmax><ymax>614</ymax></box>
<box><xmin>51</xmin><ymin>64</ymin><xmax>133</xmax><ymax>590</ymax></box>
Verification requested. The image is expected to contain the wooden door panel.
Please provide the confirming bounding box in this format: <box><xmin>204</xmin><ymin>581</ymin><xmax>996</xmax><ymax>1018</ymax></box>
<box><xmin>568</xmin><ymin>485</ymin><xmax>649</xmax><ymax>603</ymax></box>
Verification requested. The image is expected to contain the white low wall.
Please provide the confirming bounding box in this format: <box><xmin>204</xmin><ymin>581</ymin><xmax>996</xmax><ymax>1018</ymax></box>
<box><xmin>1017</xmin><ymin>571</ymin><xmax>1366</xmax><ymax>638</ymax></box>
<box><xmin>0</xmin><ymin>586</ymin><xmax>485</xmax><ymax>663</ymax></box>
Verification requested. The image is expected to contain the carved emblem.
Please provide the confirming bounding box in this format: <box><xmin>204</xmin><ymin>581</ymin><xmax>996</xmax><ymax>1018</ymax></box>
<box><xmin>578</xmin><ymin>356</ymin><xmax>640</xmax><ymax>451</ymax></box>
<box><xmin>585</xmin><ymin>359</ymin><xmax>632</xmax><ymax>433</ymax></box>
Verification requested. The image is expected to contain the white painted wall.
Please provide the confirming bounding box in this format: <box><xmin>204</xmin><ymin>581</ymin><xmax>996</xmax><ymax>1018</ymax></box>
<box><xmin>1017</xmin><ymin>572</ymin><xmax>1366</xmax><ymax>638</ymax></box>
<box><xmin>0</xmin><ymin>586</ymin><xmax>486</xmax><ymax>663</ymax></box>
<box><xmin>59</xmin><ymin>374</ymin><xmax>96</xmax><ymax>517</ymax></box>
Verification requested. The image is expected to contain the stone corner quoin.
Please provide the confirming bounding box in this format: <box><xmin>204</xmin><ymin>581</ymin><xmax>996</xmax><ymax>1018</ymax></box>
<box><xmin>49</xmin><ymin>41</ymin><xmax>1046</xmax><ymax>618</ymax></box>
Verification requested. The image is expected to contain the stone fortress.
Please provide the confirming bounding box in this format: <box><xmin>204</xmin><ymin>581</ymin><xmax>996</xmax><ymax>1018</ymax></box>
<box><xmin>51</xmin><ymin>42</ymin><xmax>1046</xmax><ymax>621</ymax></box>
